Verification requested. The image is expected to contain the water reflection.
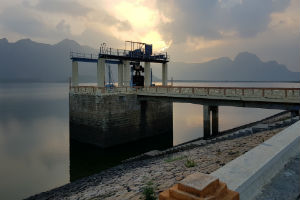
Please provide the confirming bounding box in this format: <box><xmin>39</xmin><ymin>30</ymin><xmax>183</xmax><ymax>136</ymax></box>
<box><xmin>69</xmin><ymin>123</ymin><xmax>172</xmax><ymax>181</ymax></box>
<box><xmin>173</xmin><ymin>103</ymin><xmax>282</xmax><ymax>145</ymax></box>
<box><xmin>0</xmin><ymin>83</ymin><xmax>69</xmax><ymax>200</ymax></box>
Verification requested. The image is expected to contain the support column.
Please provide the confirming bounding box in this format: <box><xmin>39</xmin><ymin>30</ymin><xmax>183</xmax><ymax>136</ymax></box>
<box><xmin>97</xmin><ymin>58</ymin><xmax>105</xmax><ymax>87</ymax></box>
<box><xmin>144</xmin><ymin>62</ymin><xmax>151</xmax><ymax>87</ymax></box>
<box><xmin>118</xmin><ymin>63</ymin><xmax>124</xmax><ymax>87</ymax></box>
<box><xmin>123</xmin><ymin>60</ymin><xmax>130</xmax><ymax>86</ymax></box>
<box><xmin>211</xmin><ymin>106</ymin><xmax>219</xmax><ymax>136</ymax></box>
<box><xmin>162</xmin><ymin>62</ymin><xmax>168</xmax><ymax>86</ymax></box>
<box><xmin>203</xmin><ymin>105</ymin><xmax>211</xmax><ymax>139</ymax></box>
<box><xmin>72</xmin><ymin>61</ymin><xmax>78</xmax><ymax>86</ymax></box>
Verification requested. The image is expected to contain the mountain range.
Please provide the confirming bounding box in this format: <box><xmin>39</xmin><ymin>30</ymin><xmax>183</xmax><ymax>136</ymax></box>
<box><xmin>0</xmin><ymin>38</ymin><xmax>299</xmax><ymax>82</ymax></box>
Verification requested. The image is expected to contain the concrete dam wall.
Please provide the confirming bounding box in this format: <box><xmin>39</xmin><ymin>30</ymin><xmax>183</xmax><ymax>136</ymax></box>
<box><xmin>69</xmin><ymin>93</ymin><xmax>173</xmax><ymax>148</ymax></box>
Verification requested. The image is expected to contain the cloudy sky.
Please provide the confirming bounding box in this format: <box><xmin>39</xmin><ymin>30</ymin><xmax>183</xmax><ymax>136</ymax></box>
<box><xmin>0</xmin><ymin>0</ymin><xmax>299</xmax><ymax>71</ymax></box>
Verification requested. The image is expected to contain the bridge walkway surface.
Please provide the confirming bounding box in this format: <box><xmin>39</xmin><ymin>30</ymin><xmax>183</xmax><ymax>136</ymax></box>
<box><xmin>70</xmin><ymin>86</ymin><xmax>300</xmax><ymax>105</ymax></box>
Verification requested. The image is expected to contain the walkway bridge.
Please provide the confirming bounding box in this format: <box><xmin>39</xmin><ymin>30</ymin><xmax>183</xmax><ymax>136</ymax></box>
<box><xmin>70</xmin><ymin>85</ymin><xmax>300</xmax><ymax>138</ymax></box>
<box><xmin>70</xmin><ymin>86</ymin><xmax>300</xmax><ymax>105</ymax></box>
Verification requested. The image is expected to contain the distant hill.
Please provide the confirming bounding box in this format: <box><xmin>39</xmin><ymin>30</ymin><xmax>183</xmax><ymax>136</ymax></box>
<box><xmin>169</xmin><ymin>52</ymin><xmax>299</xmax><ymax>81</ymax></box>
<box><xmin>0</xmin><ymin>38</ymin><xmax>298</xmax><ymax>82</ymax></box>
<box><xmin>0</xmin><ymin>38</ymin><xmax>98</xmax><ymax>82</ymax></box>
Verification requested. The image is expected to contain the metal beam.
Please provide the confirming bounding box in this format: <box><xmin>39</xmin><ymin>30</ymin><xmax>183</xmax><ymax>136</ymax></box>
<box><xmin>71</xmin><ymin>57</ymin><xmax>122</xmax><ymax>64</ymax></box>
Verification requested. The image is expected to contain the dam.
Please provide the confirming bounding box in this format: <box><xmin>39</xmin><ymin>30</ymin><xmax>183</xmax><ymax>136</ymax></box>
<box><xmin>69</xmin><ymin>41</ymin><xmax>300</xmax><ymax>147</ymax></box>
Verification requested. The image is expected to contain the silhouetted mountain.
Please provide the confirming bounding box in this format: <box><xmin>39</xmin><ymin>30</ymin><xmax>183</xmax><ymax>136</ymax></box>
<box><xmin>0</xmin><ymin>38</ymin><xmax>298</xmax><ymax>82</ymax></box>
<box><xmin>170</xmin><ymin>52</ymin><xmax>299</xmax><ymax>81</ymax></box>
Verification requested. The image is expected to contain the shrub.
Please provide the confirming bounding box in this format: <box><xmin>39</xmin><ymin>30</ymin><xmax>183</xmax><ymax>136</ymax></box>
<box><xmin>142</xmin><ymin>181</ymin><xmax>156</xmax><ymax>200</ymax></box>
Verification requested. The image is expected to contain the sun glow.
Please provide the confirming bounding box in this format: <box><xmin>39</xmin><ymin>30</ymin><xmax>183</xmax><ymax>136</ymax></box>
<box><xmin>186</xmin><ymin>36</ymin><xmax>226</xmax><ymax>51</ymax></box>
<box><xmin>105</xmin><ymin>0</ymin><xmax>170</xmax><ymax>51</ymax></box>
<box><xmin>142</xmin><ymin>31</ymin><xmax>171</xmax><ymax>52</ymax></box>
<box><xmin>113</xmin><ymin>1</ymin><xmax>158</xmax><ymax>31</ymax></box>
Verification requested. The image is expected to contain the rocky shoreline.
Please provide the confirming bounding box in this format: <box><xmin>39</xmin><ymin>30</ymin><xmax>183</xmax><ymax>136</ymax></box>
<box><xmin>27</xmin><ymin>112</ymin><xmax>299</xmax><ymax>200</ymax></box>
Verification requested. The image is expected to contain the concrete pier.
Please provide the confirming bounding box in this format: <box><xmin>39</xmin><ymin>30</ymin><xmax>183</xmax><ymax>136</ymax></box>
<box><xmin>203</xmin><ymin>105</ymin><xmax>211</xmax><ymax>139</ymax></box>
<box><xmin>118</xmin><ymin>63</ymin><xmax>124</xmax><ymax>87</ymax></box>
<box><xmin>211</xmin><ymin>106</ymin><xmax>219</xmax><ymax>136</ymax></box>
<box><xmin>97</xmin><ymin>58</ymin><xmax>105</xmax><ymax>87</ymax></box>
<box><xmin>144</xmin><ymin>62</ymin><xmax>151</xmax><ymax>87</ymax></box>
<box><xmin>72</xmin><ymin>61</ymin><xmax>78</xmax><ymax>86</ymax></box>
<box><xmin>203</xmin><ymin>105</ymin><xmax>219</xmax><ymax>139</ymax></box>
<box><xmin>123</xmin><ymin>60</ymin><xmax>130</xmax><ymax>86</ymax></box>
<box><xmin>69</xmin><ymin>93</ymin><xmax>173</xmax><ymax>148</ymax></box>
<box><xmin>162</xmin><ymin>63</ymin><xmax>168</xmax><ymax>86</ymax></box>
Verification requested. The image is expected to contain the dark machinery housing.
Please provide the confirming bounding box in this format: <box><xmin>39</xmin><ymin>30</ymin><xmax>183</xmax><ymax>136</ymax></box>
<box><xmin>131</xmin><ymin>62</ymin><xmax>144</xmax><ymax>86</ymax></box>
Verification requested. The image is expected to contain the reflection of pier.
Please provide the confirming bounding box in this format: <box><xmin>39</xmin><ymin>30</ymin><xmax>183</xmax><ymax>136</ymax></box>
<box><xmin>69</xmin><ymin>125</ymin><xmax>172</xmax><ymax>181</ymax></box>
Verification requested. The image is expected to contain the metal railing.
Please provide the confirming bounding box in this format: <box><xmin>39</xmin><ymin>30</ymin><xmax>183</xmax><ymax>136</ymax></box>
<box><xmin>99</xmin><ymin>47</ymin><xmax>169</xmax><ymax>61</ymax></box>
<box><xmin>70</xmin><ymin>52</ymin><xmax>98</xmax><ymax>59</ymax></box>
<box><xmin>70</xmin><ymin>49</ymin><xmax>169</xmax><ymax>61</ymax></box>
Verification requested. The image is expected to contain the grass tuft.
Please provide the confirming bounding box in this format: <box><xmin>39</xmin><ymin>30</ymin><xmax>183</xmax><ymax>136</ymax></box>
<box><xmin>184</xmin><ymin>158</ymin><xmax>196</xmax><ymax>168</ymax></box>
<box><xmin>164</xmin><ymin>155</ymin><xmax>187</xmax><ymax>163</ymax></box>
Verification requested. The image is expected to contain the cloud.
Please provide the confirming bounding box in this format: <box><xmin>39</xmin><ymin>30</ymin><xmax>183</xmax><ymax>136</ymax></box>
<box><xmin>0</xmin><ymin>5</ymin><xmax>74</xmax><ymax>41</ymax></box>
<box><xmin>116</xmin><ymin>20</ymin><xmax>132</xmax><ymax>31</ymax></box>
<box><xmin>35</xmin><ymin>0</ymin><xmax>91</xmax><ymax>16</ymax></box>
<box><xmin>56</xmin><ymin>20</ymin><xmax>71</xmax><ymax>34</ymax></box>
<box><xmin>95</xmin><ymin>11</ymin><xmax>132</xmax><ymax>31</ymax></box>
<box><xmin>74</xmin><ymin>28</ymin><xmax>123</xmax><ymax>48</ymax></box>
<box><xmin>0</xmin><ymin>6</ymin><xmax>48</xmax><ymax>37</ymax></box>
<box><xmin>158</xmin><ymin>0</ymin><xmax>291</xmax><ymax>43</ymax></box>
<box><xmin>0</xmin><ymin>0</ymin><xmax>297</xmax><ymax>72</ymax></box>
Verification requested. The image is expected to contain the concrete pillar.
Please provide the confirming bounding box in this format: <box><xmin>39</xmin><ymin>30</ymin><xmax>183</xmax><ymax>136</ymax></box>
<box><xmin>203</xmin><ymin>105</ymin><xmax>211</xmax><ymax>139</ymax></box>
<box><xmin>144</xmin><ymin>62</ymin><xmax>151</xmax><ymax>87</ymax></box>
<box><xmin>72</xmin><ymin>61</ymin><xmax>78</xmax><ymax>86</ymax></box>
<box><xmin>211</xmin><ymin>106</ymin><xmax>219</xmax><ymax>136</ymax></box>
<box><xmin>162</xmin><ymin>62</ymin><xmax>168</xmax><ymax>86</ymax></box>
<box><xmin>97</xmin><ymin>58</ymin><xmax>105</xmax><ymax>87</ymax></box>
<box><xmin>118</xmin><ymin>63</ymin><xmax>124</xmax><ymax>87</ymax></box>
<box><xmin>123</xmin><ymin>60</ymin><xmax>131</xmax><ymax>86</ymax></box>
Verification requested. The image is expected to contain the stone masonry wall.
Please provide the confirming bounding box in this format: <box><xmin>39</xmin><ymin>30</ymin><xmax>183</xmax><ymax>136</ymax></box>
<box><xmin>69</xmin><ymin>93</ymin><xmax>173</xmax><ymax>148</ymax></box>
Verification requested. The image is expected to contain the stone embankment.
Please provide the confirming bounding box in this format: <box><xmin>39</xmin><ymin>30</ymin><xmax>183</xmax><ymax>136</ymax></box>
<box><xmin>27</xmin><ymin>114</ymin><xmax>299</xmax><ymax>200</ymax></box>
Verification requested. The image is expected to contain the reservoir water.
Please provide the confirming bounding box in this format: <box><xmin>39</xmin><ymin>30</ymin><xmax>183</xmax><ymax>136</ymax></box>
<box><xmin>0</xmin><ymin>82</ymin><xmax>299</xmax><ymax>200</ymax></box>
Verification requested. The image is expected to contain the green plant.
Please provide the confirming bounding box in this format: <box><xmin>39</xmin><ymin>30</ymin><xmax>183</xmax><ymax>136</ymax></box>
<box><xmin>164</xmin><ymin>155</ymin><xmax>187</xmax><ymax>163</ymax></box>
<box><xmin>185</xmin><ymin>158</ymin><xmax>196</xmax><ymax>168</ymax></box>
<box><xmin>142</xmin><ymin>181</ymin><xmax>156</xmax><ymax>200</ymax></box>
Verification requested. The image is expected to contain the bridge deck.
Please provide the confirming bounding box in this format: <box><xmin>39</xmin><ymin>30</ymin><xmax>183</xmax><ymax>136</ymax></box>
<box><xmin>70</xmin><ymin>86</ymin><xmax>300</xmax><ymax>105</ymax></box>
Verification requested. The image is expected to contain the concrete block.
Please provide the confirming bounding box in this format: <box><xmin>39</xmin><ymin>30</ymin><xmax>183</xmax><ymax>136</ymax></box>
<box><xmin>159</xmin><ymin>172</ymin><xmax>239</xmax><ymax>200</ymax></box>
<box><xmin>178</xmin><ymin>172</ymin><xmax>219</xmax><ymax>197</ymax></box>
<box><xmin>169</xmin><ymin>184</ymin><xmax>203</xmax><ymax>200</ymax></box>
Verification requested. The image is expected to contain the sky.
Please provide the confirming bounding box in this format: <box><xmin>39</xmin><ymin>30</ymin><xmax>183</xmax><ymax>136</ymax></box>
<box><xmin>0</xmin><ymin>0</ymin><xmax>299</xmax><ymax>72</ymax></box>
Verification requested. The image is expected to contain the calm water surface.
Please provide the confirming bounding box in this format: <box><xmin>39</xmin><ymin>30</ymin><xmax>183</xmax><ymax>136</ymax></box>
<box><xmin>0</xmin><ymin>82</ymin><xmax>299</xmax><ymax>200</ymax></box>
